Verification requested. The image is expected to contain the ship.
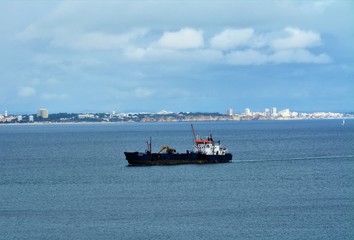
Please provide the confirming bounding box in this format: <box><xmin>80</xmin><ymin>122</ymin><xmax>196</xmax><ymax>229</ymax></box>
<box><xmin>124</xmin><ymin>124</ymin><xmax>232</xmax><ymax>166</ymax></box>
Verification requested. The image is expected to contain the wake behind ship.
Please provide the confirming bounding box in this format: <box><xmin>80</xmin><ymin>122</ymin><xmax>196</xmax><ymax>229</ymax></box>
<box><xmin>124</xmin><ymin>124</ymin><xmax>232</xmax><ymax>166</ymax></box>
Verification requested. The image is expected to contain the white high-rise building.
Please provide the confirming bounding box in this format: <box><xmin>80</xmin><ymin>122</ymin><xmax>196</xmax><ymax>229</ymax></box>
<box><xmin>264</xmin><ymin>108</ymin><xmax>271</xmax><ymax>117</ymax></box>
<box><xmin>271</xmin><ymin>107</ymin><xmax>277</xmax><ymax>116</ymax></box>
<box><xmin>279</xmin><ymin>109</ymin><xmax>290</xmax><ymax>117</ymax></box>
<box><xmin>227</xmin><ymin>108</ymin><xmax>233</xmax><ymax>116</ymax></box>
<box><xmin>245</xmin><ymin>108</ymin><xmax>251</xmax><ymax>116</ymax></box>
<box><xmin>37</xmin><ymin>108</ymin><xmax>48</xmax><ymax>118</ymax></box>
<box><xmin>4</xmin><ymin>110</ymin><xmax>8</xmax><ymax>117</ymax></box>
<box><xmin>29</xmin><ymin>115</ymin><xmax>34</xmax><ymax>122</ymax></box>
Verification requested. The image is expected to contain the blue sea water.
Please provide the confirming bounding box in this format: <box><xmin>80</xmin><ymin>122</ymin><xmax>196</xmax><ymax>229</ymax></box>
<box><xmin>0</xmin><ymin>120</ymin><xmax>353</xmax><ymax>240</ymax></box>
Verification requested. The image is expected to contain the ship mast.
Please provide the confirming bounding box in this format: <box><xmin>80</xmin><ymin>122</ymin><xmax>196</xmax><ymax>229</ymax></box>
<box><xmin>149</xmin><ymin>137</ymin><xmax>152</xmax><ymax>153</ymax></box>
<box><xmin>191</xmin><ymin>124</ymin><xmax>197</xmax><ymax>145</ymax></box>
<box><xmin>146</xmin><ymin>137</ymin><xmax>152</xmax><ymax>153</ymax></box>
<box><xmin>191</xmin><ymin>124</ymin><xmax>201</xmax><ymax>152</ymax></box>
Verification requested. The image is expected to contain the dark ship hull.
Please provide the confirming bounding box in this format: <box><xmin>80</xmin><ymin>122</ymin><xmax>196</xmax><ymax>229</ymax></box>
<box><xmin>124</xmin><ymin>152</ymin><xmax>232</xmax><ymax>166</ymax></box>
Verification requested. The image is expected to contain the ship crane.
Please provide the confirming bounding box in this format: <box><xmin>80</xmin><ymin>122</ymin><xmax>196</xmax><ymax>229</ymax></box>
<box><xmin>158</xmin><ymin>146</ymin><xmax>176</xmax><ymax>154</ymax></box>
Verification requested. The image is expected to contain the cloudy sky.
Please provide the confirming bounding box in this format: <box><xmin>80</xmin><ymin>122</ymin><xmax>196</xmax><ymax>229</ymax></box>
<box><xmin>0</xmin><ymin>0</ymin><xmax>353</xmax><ymax>114</ymax></box>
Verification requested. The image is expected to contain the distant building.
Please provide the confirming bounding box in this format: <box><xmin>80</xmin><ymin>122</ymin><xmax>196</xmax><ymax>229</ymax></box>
<box><xmin>78</xmin><ymin>114</ymin><xmax>95</xmax><ymax>119</ymax></box>
<box><xmin>4</xmin><ymin>110</ymin><xmax>8</xmax><ymax>117</ymax></box>
<box><xmin>157</xmin><ymin>110</ymin><xmax>173</xmax><ymax>115</ymax></box>
<box><xmin>271</xmin><ymin>107</ymin><xmax>277</xmax><ymax>117</ymax></box>
<box><xmin>37</xmin><ymin>108</ymin><xmax>48</xmax><ymax>118</ymax></box>
<box><xmin>264</xmin><ymin>108</ymin><xmax>271</xmax><ymax>117</ymax></box>
<box><xmin>279</xmin><ymin>109</ymin><xmax>290</xmax><ymax>118</ymax></box>
<box><xmin>17</xmin><ymin>115</ymin><xmax>22</xmax><ymax>122</ymax></box>
<box><xmin>227</xmin><ymin>108</ymin><xmax>233</xmax><ymax>116</ymax></box>
<box><xmin>29</xmin><ymin>115</ymin><xmax>34</xmax><ymax>122</ymax></box>
<box><xmin>290</xmin><ymin>111</ymin><xmax>299</xmax><ymax>118</ymax></box>
<box><xmin>245</xmin><ymin>108</ymin><xmax>251</xmax><ymax>116</ymax></box>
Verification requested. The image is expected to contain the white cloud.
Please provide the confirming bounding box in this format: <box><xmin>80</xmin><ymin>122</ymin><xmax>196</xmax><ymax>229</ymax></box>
<box><xmin>271</xmin><ymin>27</ymin><xmax>321</xmax><ymax>50</ymax></box>
<box><xmin>18</xmin><ymin>87</ymin><xmax>36</xmax><ymax>97</ymax></box>
<box><xmin>224</xmin><ymin>48</ymin><xmax>331</xmax><ymax>65</ymax></box>
<box><xmin>124</xmin><ymin>47</ymin><xmax>147</xmax><ymax>60</ymax></box>
<box><xmin>269</xmin><ymin>49</ymin><xmax>332</xmax><ymax>63</ymax></box>
<box><xmin>124</xmin><ymin>27</ymin><xmax>329</xmax><ymax>65</ymax></box>
<box><xmin>225</xmin><ymin>50</ymin><xmax>268</xmax><ymax>65</ymax></box>
<box><xmin>50</xmin><ymin>29</ymin><xmax>147</xmax><ymax>51</ymax></box>
<box><xmin>18</xmin><ymin>21</ymin><xmax>147</xmax><ymax>51</ymax></box>
<box><xmin>124</xmin><ymin>47</ymin><xmax>223</xmax><ymax>63</ymax></box>
<box><xmin>210</xmin><ymin>28</ymin><xmax>255</xmax><ymax>50</ymax></box>
<box><xmin>20</xmin><ymin>17</ymin><xmax>331</xmax><ymax>65</ymax></box>
<box><xmin>212</xmin><ymin>27</ymin><xmax>330</xmax><ymax>64</ymax></box>
<box><xmin>123</xmin><ymin>28</ymin><xmax>221</xmax><ymax>62</ymax></box>
<box><xmin>312</xmin><ymin>0</ymin><xmax>335</xmax><ymax>13</ymax></box>
<box><xmin>155</xmin><ymin>28</ymin><xmax>204</xmax><ymax>49</ymax></box>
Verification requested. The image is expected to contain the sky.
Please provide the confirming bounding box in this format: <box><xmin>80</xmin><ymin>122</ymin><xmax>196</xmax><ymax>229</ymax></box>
<box><xmin>0</xmin><ymin>0</ymin><xmax>353</xmax><ymax>114</ymax></box>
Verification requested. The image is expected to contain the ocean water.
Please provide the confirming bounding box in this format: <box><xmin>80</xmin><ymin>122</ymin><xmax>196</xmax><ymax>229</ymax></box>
<box><xmin>0</xmin><ymin>120</ymin><xmax>353</xmax><ymax>240</ymax></box>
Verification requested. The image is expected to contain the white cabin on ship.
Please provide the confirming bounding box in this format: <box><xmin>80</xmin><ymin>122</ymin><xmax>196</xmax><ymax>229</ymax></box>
<box><xmin>194</xmin><ymin>136</ymin><xmax>228</xmax><ymax>155</ymax></box>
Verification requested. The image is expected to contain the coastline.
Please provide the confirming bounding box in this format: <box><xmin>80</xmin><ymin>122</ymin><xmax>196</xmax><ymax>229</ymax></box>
<box><xmin>2</xmin><ymin>110</ymin><xmax>352</xmax><ymax>125</ymax></box>
<box><xmin>0</xmin><ymin>117</ymin><xmax>350</xmax><ymax>126</ymax></box>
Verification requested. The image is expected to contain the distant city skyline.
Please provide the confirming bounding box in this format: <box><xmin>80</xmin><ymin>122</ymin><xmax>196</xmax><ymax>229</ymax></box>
<box><xmin>0</xmin><ymin>1</ymin><xmax>353</xmax><ymax>113</ymax></box>
<box><xmin>0</xmin><ymin>106</ymin><xmax>352</xmax><ymax>117</ymax></box>
<box><xmin>1</xmin><ymin>107</ymin><xmax>351</xmax><ymax>124</ymax></box>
